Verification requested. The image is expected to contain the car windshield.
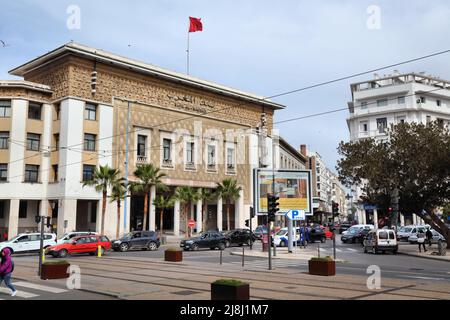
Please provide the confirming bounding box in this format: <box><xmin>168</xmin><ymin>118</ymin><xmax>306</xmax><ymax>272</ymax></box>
<box><xmin>9</xmin><ymin>235</ymin><xmax>22</xmax><ymax>242</ymax></box>
<box><xmin>123</xmin><ymin>232</ymin><xmax>136</xmax><ymax>239</ymax></box>
<box><xmin>402</xmin><ymin>227</ymin><xmax>412</xmax><ymax>232</ymax></box>
<box><xmin>349</xmin><ymin>228</ymin><xmax>358</xmax><ymax>234</ymax></box>
<box><xmin>275</xmin><ymin>229</ymin><xmax>287</xmax><ymax>236</ymax></box>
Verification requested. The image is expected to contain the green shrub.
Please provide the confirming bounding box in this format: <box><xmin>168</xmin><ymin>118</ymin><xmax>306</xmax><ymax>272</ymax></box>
<box><xmin>213</xmin><ymin>279</ymin><xmax>247</xmax><ymax>286</ymax></box>
<box><xmin>43</xmin><ymin>260</ymin><xmax>70</xmax><ymax>265</ymax></box>
<box><xmin>165</xmin><ymin>247</ymin><xmax>182</xmax><ymax>252</ymax></box>
<box><xmin>310</xmin><ymin>256</ymin><xmax>334</xmax><ymax>262</ymax></box>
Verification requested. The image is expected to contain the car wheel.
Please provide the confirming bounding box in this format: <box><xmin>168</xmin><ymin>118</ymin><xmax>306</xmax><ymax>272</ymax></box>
<box><xmin>279</xmin><ymin>240</ymin><xmax>286</xmax><ymax>247</ymax></box>
<box><xmin>191</xmin><ymin>243</ymin><xmax>199</xmax><ymax>251</ymax></box>
<box><xmin>58</xmin><ymin>249</ymin><xmax>68</xmax><ymax>258</ymax></box>
<box><xmin>393</xmin><ymin>249</ymin><xmax>398</xmax><ymax>255</ymax></box>
<box><xmin>225</xmin><ymin>240</ymin><xmax>231</xmax><ymax>248</ymax></box>
<box><xmin>119</xmin><ymin>243</ymin><xmax>129</xmax><ymax>252</ymax></box>
<box><xmin>147</xmin><ymin>241</ymin><xmax>158</xmax><ymax>251</ymax></box>
<box><xmin>209</xmin><ymin>247</ymin><xmax>215</xmax><ymax>250</ymax></box>
<box><xmin>382</xmin><ymin>251</ymin><xmax>385</xmax><ymax>254</ymax></box>
<box><xmin>51</xmin><ymin>253</ymin><xmax>58</xmax><ymax>258</ymax></box>
<box><xmin>218</xmin><ymin>243</ymin><xmax>226</xmax><ymax>251</ymax></box>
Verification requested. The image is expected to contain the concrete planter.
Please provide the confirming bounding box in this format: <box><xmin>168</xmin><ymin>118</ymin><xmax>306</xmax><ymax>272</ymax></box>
<box><xmin>40</xmin><ymin>262</ymin><xmax>70</xmax><ymax>280</ymax></box>
<box><xmin>211</xmin><ymin>283</ymin><xmax>250</xmax><ymax>300</ymax></box>
<box><xmin>308</xmin><ymin>260</ymin><xmax>336</xmax><ymax>276</ymax></box>
<box><xmin>165</xmin><ymin>249</ymin><xmax>182</xmax><ymax>262</ymax></box>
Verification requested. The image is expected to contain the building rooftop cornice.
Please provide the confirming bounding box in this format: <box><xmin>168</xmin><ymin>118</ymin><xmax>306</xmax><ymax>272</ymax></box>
<box><xmin>0</xmin><ymin>80</ymin><xmax>53</xmax><ymax>93</ymax></box>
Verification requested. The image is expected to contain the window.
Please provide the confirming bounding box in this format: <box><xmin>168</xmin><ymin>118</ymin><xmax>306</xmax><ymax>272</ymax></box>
<box><xmin>19</xmin><ymin>202</ymin><xmax>27</xmax><ymax>219</ymax></box>
<box><xmin>27</xmin><ymin>133</ymin><xmax>41</xmax><ymax>151</ymax></box>
<box><xmin>24</xmin><ymin>165</ymin><xmax>39</xmax><ymax>182</ymax></box>
<box><xmin>360</xmin><ymin>101</ymin><xmax>367</xmax><ymax>109</ymax></box>
<box><xmin>186</xmin><ymin>141</ymin><xmax>194</xmax><ymax>165</ymax></box>
<box><xmin>0</xmin><ymin>164</ymin><xmax>7</xmax><ymax>182</ymax></box>
<box><xmin>227</xmin><ymin>147</ymin><xmax>235</xmax><ymax>170</ymax></box>
<box><xmin>436</xmin><ymin>100</ymin><xmax>441</xmax><ymax>107</ymax></box>
<box><xmin>0</xmin><ymin>100</ymin><xmax>11</xmax><ymax>118</ymax></box>
<box><xmin>207</xmin><ymin>145</ymin><xmax>216</xmax><ymax>167</ymax></box>
<box><xmin>0</xmin><ymin>201</ymin><xmax>4</xmax><ymax>219</ymax></box>
<box><xmin>54</xmin><ymin>134</ymin><xmax>59</xmax><ymax>151</ymax></box>
<box><xmin>53</xmin><ymin>165</ymin><xmax>58</xmax><ymax>182</ymax></box>
<box><xmin>398</xmin><ymin>96</ymin><xmax>405</xmax><ymax>104</ymax></box>
<box><xmin>84</xmin><ymin>134</ymin><xmax>96</xmax><ymax>151</ymax></box>
<box><xmin>83</xmin><ymin>165</ymin><xmax>95</xmax><ymax>182</ymax></box>
<box><xmin>163</xmin><ymin>138</ymin><xmax>172</xmax><ymax>162</ymax></box>
<box><xmin>376</xmin><ymin>118</ymin><xmax>387</xmax><ymax>133</ymax></box>
<box><xmin>54</xmin><ymin>103</ymin><xmax>60</xmax><ymax>120</ymax></box>
<box><xmin>397</xmin><ymin>116</ymin><xmax>406</xmax><ymax>124</ymax></box>
<box><xmin>377</xmin><ymin>99</ymin><xmax>388</xmax><ymax>107</ymax></box>
<box><xmin>437</xmin><ymin>118</ymin><xmax>445</xmax><ymax>129</ymax></box>
<box><xmin>420</xmin><ymin>96</ymin><xmax>426</xmax><ymax>104</ymax></box>
<box><xmin>137</xmin><ymin>135</ymin><xmax>147</xmax><ymax>157</ymax></box>
<box><xmin>28</xmin><ymin>102</ymin><xmax>42</xmax><ymax>120</ymax></box>
<box><xmin>360</xmin><ymin>121</ymin><xmax>368</xmax><ymax>132</ymax></box>
<box><xmin>84</xmin><ymin>103</ymin><xmax>97</xmax><ymax>120</ymax></box>
<box><xmin>0</xmin><ymin>132</ymin><xmax>9</xmax><ymax>149</ymax></box>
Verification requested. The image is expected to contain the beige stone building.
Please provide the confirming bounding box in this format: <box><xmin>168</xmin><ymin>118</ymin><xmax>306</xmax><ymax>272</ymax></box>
<box><xmin>0</xmin><ymin>42</ymin><xmax>284</xmax><ymax>239</ymax></box>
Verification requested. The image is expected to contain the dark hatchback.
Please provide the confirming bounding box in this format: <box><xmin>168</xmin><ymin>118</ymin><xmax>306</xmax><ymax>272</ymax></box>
<box><xmin>180</xmin><ymin>231</ymin><xmax>227</xmax><ymax>251</ymax></box>
<box><xmin>111</xmin><ymin>231</ymin><xmax>160</xmax><ymax>252</ymax></box>
<box><xmin>338</xmin><ymin>223</ymin><xmax>352</xmax><ymax>234</ymax></box>
<box><xmin>223</xmin><ymin>229</ymin><xmax>257</xmax><ymax>247</ymax></box>
<box><xmin>307</xmin><ymin>226</ymin><xmax>327</xmax><ymax>243</ymax></box>
<box><xmin>341</xmin><ymin>228</ymin><xmax>370</xmax><ymax>244</ymax></box>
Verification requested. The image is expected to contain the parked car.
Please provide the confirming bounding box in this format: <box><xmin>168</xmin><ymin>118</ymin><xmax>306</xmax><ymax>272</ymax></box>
<box><xmin>180</xmin><ymin>231</ymin><xmax>227</xmax><ymax>251</ymax></box>
<box><xmin>338</xmin><ymin>223</ymin><xmax>352</xmax><ymax>234</ymax></box>
<box><xmin>254</xmin><ymin>225</ymin><xmax>268</xmax><ymax>240</ymax></box>
<box><xmin>408</xmin><ymin>229</ymin><xmax>444</xmax><ymax>244</ymax></box>
<box><xmin>363</xmin><ymin>229</ymin><xmax>398</xmax><ymax>254</ymax></box>
<box><xmin>403</xmin><ymin>226</ymin><xmax>428</xmax><ymax>243</ymax></box>
<box><xmin>342</xmin><ymin>224</ymin><xmax>374</xmax><ymax>236</ymax></box>
<box><xmin>273</xmin><ymin>227</ymin><xmax>299</xmax><ymax>247</ymax></box>
<box><xmin>397</xmin><ymin>225</ymin><xmax>418</xmax><ymax>241</ymax></box>
<box><xmin>223</xmin><ymin>229</ymin><xmax>257</xmax><ymax>247</ymax></box>
<box><xmin>341</xmin><ymin>227</ymin><xmax>371</xmax><ymax>244</ymax></box>
<box><xmin>46</xmin><ymin>235</ymin><xmax>111</xmax><ymax>258</ymax></box>
<box><xmin>56</xmin><ymin>231</ymin><xmax>98</xmax><ymax>245</ymax></box>
<box><xmin>0</xmin><ymin>233</ymin><xmax>57</xmax><ymax>254</ymax></box>
<box><xmin>305</xmin><ymin>226</ymin><xmax>326</xmax><ymax>243</ymax></box>
<box><xmin>111</xmin><ymin>231</ymin><xmax>160</xmax><ymax>252</ymax></box>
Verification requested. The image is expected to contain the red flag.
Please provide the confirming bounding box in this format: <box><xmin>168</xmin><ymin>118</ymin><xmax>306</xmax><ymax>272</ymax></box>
<box><xmin>189</xmin><ymin>17</ymin><xmax>203</xmax><ymax>33</ymax></box>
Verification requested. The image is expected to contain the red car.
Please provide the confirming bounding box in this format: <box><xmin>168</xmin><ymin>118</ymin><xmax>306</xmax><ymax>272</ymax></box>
<box><xmin>46</xmin><ymin>235</ymin><xmax>111</xmax><ymax>258</ymax></box>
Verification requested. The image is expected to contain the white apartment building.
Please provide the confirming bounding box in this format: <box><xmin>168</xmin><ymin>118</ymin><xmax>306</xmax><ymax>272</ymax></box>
<box><xmin>347</xmin><ymin>71</ymin><xmax>450</xmax><ymax>225</ymax></box>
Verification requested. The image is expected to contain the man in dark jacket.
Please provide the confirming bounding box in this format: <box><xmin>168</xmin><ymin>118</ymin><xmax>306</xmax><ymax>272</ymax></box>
<box><xmin>0</xmin><ymin>248</ymin><xmax>17</xmax><ymax>296</ymax></box>
<box><xmin>426</xmin><ymin>229</ymin><xmax>433</xmax><ymax>247</ymax></box>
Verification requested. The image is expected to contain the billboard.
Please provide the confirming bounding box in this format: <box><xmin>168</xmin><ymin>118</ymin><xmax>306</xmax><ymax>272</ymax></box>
<box><xmin>254</xmin><ymin>169</ymin><xmax>313</xmax><ymax>215</ymax></box>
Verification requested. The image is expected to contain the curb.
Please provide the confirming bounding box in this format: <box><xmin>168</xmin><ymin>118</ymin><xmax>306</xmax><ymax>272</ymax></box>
<box><xmin>398</xmin><ymin>251</ymin><xmax>450</xmax><ymax>262</ymax></box>
<box><xmin>229</xmin><ymin>251</ymin><xmax>347</xmax><ymax>262</ymax></box>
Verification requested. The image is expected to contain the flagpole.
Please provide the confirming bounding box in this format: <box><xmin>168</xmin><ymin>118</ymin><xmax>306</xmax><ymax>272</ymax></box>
<box><xmin>187</xmin><ymin>31</ymin><xmax>190</xmax><ymax>75</ymax></box>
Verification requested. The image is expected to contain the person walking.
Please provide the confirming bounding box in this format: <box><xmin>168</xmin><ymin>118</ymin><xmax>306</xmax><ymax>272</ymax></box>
<box><xmin>417</xmin><ymin>229</ymin><xmax>427</xmax><ymax>253</ymax></box>
<box><xmin>0</xmin><ymin>248</ymin><xmax>17</xmax><ymax>296</ymax></box>
<box><xmin>426</xmin><ymin>229</ymin><xmax>433</xmax><ymax>247</ymax></box>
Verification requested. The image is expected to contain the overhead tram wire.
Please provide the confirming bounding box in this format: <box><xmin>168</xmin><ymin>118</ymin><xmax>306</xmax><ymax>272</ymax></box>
<box><xmin>4</xmin><ymin>49</ymin><xmax>450</xmax><ymax>168</ymax></box>
<box><xmin>5</xmin><ymin>86</ymin><xmax>447</xmax><ymax>183</ymax></box>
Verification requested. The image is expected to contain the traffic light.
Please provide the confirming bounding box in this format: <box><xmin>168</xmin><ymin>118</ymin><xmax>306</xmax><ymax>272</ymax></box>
<box><xmin>245</xmin><ymin>219</ymin><xmax>250</xmax><ymax>227</ymax></box>
<box><xmin>332</xmin><ymin>201</ymin><xmax>339</xmax><ymax>216</ymax></box>
<box><xmin>250</xmin><ymin>206</ymin><xmax>255</xmax><ymax>219</ymax></box>
<box><xmin>267</xmin><ymin>194</ymin><xmax>279</xmax><ymax>222</ymax></box>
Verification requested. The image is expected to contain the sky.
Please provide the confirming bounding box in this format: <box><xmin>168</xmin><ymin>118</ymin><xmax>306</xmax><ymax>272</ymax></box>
<box><xmin>1</xmin><ymin>0</ymin><xmax>450</xmax><ymax>171</ymax></box>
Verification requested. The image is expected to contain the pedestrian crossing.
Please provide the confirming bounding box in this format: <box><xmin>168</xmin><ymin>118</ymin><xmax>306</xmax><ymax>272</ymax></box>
<box><xmin>0</xmin><ymin>281</ymin><xmax>68</xmax><ymax>299</ymax></box>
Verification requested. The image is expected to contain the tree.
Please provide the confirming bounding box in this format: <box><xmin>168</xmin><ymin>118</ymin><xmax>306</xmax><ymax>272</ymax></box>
<box><xmin>337</xmin><ymin>122</ymin><xmax>450</xmax><ymax>247</ymax></box>
<box><xmin>216</xmin><ymin>179</ymin><xmax>242</xmax><ymax>231</ymax></box>
<box><xmin>175</xmin><ymin>186</ymin><xmax>198</xmax><ymax>236</ymax></box>
<box><xmin>198</xmin><ymin>188</ymin><xmax>217</xmax><ymax>232</ymax></box>
<box><xmin>130</xmin><ymin>164</ymin><xmax>166</xmax><ymax>231</ymax></box>
<box><xmin>109</xmin><ymin>179</ymin><xmax>127</xmax><ymax>239</ymax></box>
<box><xmin>153</xmin><ymin>194</ymin><xmax>175</xmax><ymax>235</ymax></box>
<box><xmin>83</xmin><ymin>165</ymin><xmax>122</xmax><ymax>235</ymax></box>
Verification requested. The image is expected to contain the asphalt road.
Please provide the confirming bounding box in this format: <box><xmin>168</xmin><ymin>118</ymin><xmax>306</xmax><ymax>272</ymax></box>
<box><xmin>5</xmin><ymin>234</ymin><xmax>449</xmax><ymax>300</ymax></box>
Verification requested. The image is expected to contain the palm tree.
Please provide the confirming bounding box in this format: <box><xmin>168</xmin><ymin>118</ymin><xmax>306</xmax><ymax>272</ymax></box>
<box><xmin>175</xmin><ymin>186</ymin><xmax>198</xmax><ymax>236</ymax></box>
<box><xmin>110</xmin><ymin>179</ymin><xmax>127</xmax><ymax>239</ymax></box>
<box><xmin>153</xmin><ymin>195</ymin><xmax>175</xmax><ymax>235</ymax></box>
<box><xmin>83</xmin><ymin>165</ymin><xmax>121</xmax><ymax>235</ymax></box>
<box><xmin>130</xmin><ymin>164</ymin><xmax>166</xmax><ymax>231</ymax></box>
<box><xmin>216</xmin><ymin>179</ymin><xmax>242</xmax><ymax>231</ymax></box>
<box><xmin>198</xmin><ymin>188</ymin><xmax>216</xmax><ymax>232</ymax></box>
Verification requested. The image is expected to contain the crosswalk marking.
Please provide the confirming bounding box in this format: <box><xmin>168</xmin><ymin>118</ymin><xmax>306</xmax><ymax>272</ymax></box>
<box><xmin>0</xmin><ymin>287</ymin><xmax>38</xmax><ymax>298</ymax></box>
<box><xmin>346</xmin><ymin>248</ymin><xmax>358</xmax><ymax>252</ymax></box>
<box><xmin>13</xmin><ymin>281</ymin><xmax>68</xmax><ymax>294</ymax></box>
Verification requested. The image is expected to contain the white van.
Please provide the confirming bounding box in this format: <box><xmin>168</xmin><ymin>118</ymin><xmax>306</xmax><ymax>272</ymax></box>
<box><xmin>56</xmin><ymin>231</ymin><xmax>98</xmax><ymax>245</ymax></box>
<box><xmin>0</xmin><ymin>233</ymin><xmax>57</xmax><ymax>254</ymax></box>
<box><xmin>342</xmin><ymin>224</ymin><xmax>374</xmax><ymax>236</ymax></box>
<box><xmin>363</xmin><ymin>229</ymin><xmax>398</xmax><ymax>254</ymax></box>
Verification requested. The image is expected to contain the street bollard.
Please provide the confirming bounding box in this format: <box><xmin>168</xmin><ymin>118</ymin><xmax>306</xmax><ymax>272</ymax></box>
<box><xmin>333</xmin><ymin>233</ymin><xmax>336</xmax><ymax>260</ymax></box>
<box><xmin>318</xmin><ymin>242</ymin><xmax>320</xmax><ymax>258</ymax></box>
<box><xmin>97</xmin><ymin>245</ymin><xmax>102</xmax><ymax>258</ymax></box>
<box><xmin>220</xmin><ymin>249</ymin><xmax>222</xmax><ymax>265</ymax></box>
<box><xmin>42</xmin><ymin>250</ymin><xmax>45</xmax><ymax>264</ymax></box>
<box><xmin>242</xmin><ymin>246</ymin><xmax>245</xmax><ymax>267</ymax></box>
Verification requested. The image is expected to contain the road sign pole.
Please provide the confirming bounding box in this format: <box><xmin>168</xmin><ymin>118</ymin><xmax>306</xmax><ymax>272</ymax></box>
<box><xmin>288</xmin><ymin>218</ymin><xmax>293</xmax><ymax>253</ymax></box>
<box><xmin>38</xmin><ymin>216</ymin><xmax>44</xmax><ymax>276</ymax></box>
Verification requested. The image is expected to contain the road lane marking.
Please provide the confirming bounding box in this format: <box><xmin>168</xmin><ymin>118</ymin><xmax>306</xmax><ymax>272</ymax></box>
<box><xmin>13</xmin><ymin>281</ymin><xmax>68</xmax><ymax>294</ymax></box>
<box><xmin>0</xmin><ymin>288</ymin><xmax>38</xmax><ymax>298</ymax></box>
<box><xmin>346</xmin><ymin>248</ymin><xmax>358</xmax><ymax>252</ymax></box>
<box><xmin>403</xmin><ymin>276</ymin><xmax>446</xmax><ymax>281</ymax></box>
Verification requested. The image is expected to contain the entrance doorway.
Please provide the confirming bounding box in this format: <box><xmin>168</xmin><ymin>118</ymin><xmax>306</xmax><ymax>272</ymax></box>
<box><xmin>76</xmin><ymin>200</ymin><xmax>98</xmax><ymax>232</ymax></box>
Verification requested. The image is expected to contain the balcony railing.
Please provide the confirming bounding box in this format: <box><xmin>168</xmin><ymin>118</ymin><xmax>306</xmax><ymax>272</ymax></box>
<box><xmin>162</xmin><ymin>159</ymin><xmax>173</xmax><ymax>167</ymax></box>
<box><xmin>226</xmin><ymin>164</ymin><xmax>236</xmax><ymax>174</ymax></box>
<box><xmin>185</xmin><ymin>162</ymin><xmax>196</xmax><ymax>170</ymax></box>
<box><xmin>207</xmin><ymin>163</ymin><xmax>217</xmax><ymax>172</ymax></box>
<box><xmin>136</xmin><ymin>155</ymin><xmax>147</xmax><ymax>164</ymax></box>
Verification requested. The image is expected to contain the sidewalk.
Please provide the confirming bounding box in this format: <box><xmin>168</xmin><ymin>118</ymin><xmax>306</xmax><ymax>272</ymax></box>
<box><xmin>230</xmin><ymin>246</ymin><xmax>346</xmax><ymax>262</ymax></box>
<box><xmin>398</xmin><ymin>243</ymin><xmax>449</xmax><ymax>262</ymax></box>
